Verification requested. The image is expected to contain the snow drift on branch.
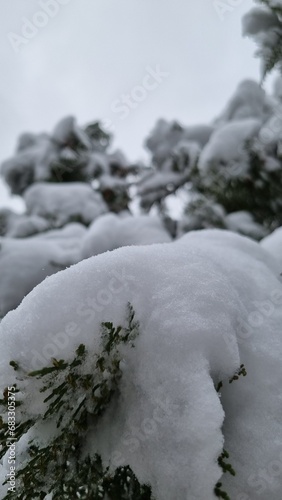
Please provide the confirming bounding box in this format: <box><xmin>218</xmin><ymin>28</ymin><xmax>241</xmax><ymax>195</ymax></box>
<box><xmin>0</xmin><ymin>230</ymin><xmax>282</xmax><ymax>498</ymax></box>
<box><xmin>24</xmin><ymin>182</ymin><xmax>107</xmax><ymax>227</ymax></box>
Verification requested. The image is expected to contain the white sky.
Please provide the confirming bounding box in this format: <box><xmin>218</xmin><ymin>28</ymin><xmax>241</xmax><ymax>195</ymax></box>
<box><xmin>0</xmin><ymin>0</ymin><xmax>274</xmax><ymax>209</ymax></box>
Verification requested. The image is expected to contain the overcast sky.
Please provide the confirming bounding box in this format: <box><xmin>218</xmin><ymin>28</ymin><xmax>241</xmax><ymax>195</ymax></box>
<box><xmin>0</xmin><ymin>0</ymin><xmax>273</xmax><ymax>209</ymax></box>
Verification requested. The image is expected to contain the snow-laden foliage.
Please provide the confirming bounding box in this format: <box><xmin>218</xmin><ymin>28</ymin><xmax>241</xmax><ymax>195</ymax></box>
<box><xmin>215</xmin><ymin>79</ymin><xmax>273</xmax><ymax>124</ymax></box>
<box><xmin>141</xmin><ymin>78</ymin><xmax>282</xmax><ymax>235</ymax></box>
<box><xmin>0</xmin><ymin>209</ymin><xmax>49</xmax><ymax>238</ymax></box>
<box><xmin>2</xmin><ymin>73</ymin><xmax>282</xmax><ymax>317</ymax></box>
<box><xmin>0</xmin><ymin>230</ymin><xmax>282</xmax><ymax>499</ymax></box>
<box><xmin>1</xmin><ymin>117</ymin><xmax>134</xmax><ymax>210</ymax></box>
<box><xmin>243</xmin><ymin>0</ymin><xmax>282</xmax><ymax>77</ymax></box>
<box><xmin>0</xmin><ymin>304</ymin><xmax>152</xmax><ymax>499</ymax></box>
<box><xmin>24</xmin><ymin>182</ymin><xmax>107</xmax><ymax>228</ymax></box>
<box><xmin>1</xmin><ymin>5</ymin><xmax>282</xmax><ymax>497</ymax></box>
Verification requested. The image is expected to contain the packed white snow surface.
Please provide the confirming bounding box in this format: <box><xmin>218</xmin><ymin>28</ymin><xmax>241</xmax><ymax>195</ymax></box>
<box><xmin>0</xmin><ymin>235</ymin><xmax>79</xmax><ymax>318</ymax></box>
<box><xmin>261</xmin><ymin>226</ymin><xmax>282</xmax><ymax>268</ymax></box>
<box><xmin>0</xmin><ymin>230</ymin><xmax>282</xmax><ymax>499</ymax></box>
<box><xmin>199</xmin><ymin>119</ymin><xmax>261</xmax><ymax>174</ymax></box>
<box><xmin>215</xmin><ymin>80</ymin><xmax>273</xmax><ymax>125</ymax></box>
<box><xmin>24</xmin><ymin>182</ymin><xmax>107</xmax><ymax>227</ymax></box>
<box><xmin>81</xmin><ymin>213</ymin><xmax>171</xmax><ymax>258</ymax></box>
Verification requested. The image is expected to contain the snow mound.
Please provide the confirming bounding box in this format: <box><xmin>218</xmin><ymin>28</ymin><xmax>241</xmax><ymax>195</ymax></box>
<box><xmin>24</xmin><ymin>182</ymin><xmax>107</xmax><ymax>227</ymax></box>
<box><xmin>81</xmin><ymin>213</ymin><xmax>171</xmax><ymax>258</ymax></box>
<box><xmin>0</xmin><ymin>230</ymin><xmax>282</xmax><ymax>498</ymax></box>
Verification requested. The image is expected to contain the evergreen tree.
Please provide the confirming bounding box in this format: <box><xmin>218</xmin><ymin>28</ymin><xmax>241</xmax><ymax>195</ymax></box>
<box><xmin>243</xmin><ymin>0</ymin><xmax>282</xmax><ymax>78</ymax></box>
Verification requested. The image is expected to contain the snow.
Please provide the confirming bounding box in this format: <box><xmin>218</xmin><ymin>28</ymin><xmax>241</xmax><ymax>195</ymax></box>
<box><xmin>1</xmin><ymin>133</ymin><xmax>57</xmax><ymax>195</ymax></box>
<box><xmin>225</xmin><ymin>211</ymin><xmax>268</xmax><ymax>240</ymax></box>
<box><xmin>199</xmin><ymin>119</ymin><xmax>261</xmax><ymax>174</ymax></box>
<box><xmin>0</xmin><ymin>117</ymin><xmax>132</xmax><ymax>199</ymax></box>
<box><xmin>52</xmin><ymin>116</ymin><xmax>91</xmax><ymax>150</ymax></box>
<box><xmin>259</xmin><ymin>102</ymin><xmax>282</xmax><ymax>145</ymax></box>
<box><xmin>137</xmin><ymin>171</ymin><xmax>190</xmax><ymax>211</ymax></box>
<box><xmin>24</xmin><ymin>182</ymin><xmax>107</xmax><ymax>227</ymax></box>
<box><xmin>215</xmin><ymin>80</ymin><xmax>273</xmax><ymax>125</ymax></box>
<box><xmin>0</xmin><ymin>209</ymin><xmax>50</xmax><ymax>238</ymax></box>
<box><xmin>0</xmin><ymin>229</ymin><xmax>282</xmax><ymax>498</ymax></box>
<box><xmin>81</xmin><ymin>213</ymin><xmax>171</xmax><ymax>258</ymax></box>
<box><xmin>145</xmin><ymin>119</ymin><xmax>213</xmax><ymax>167</ymax></box>
<box><xmin>242</xmin><ymin>7</ymin><xmax>282</xmax><ymax>77</ymax></box>
<box><xmin>34</xmin><ymin>221</ymin><xmax>86</xmax><ymax>241</ymax></box>
<box><xmin>261</xmin><ymin>226</ymin><xmax>282</xmax><ymax>269</ymax></box>
<box><xmin>86</xmin><ymin>149</ymin><xmax>130</xmax><ymax>179</ymax></box>
<box><xmin>178</xmin><ymin>195</ymin><xmax>226</xmax><ymax>234</ymax></box>
<box><xmin>0</xmin><ymin>235</ymin><xmax>79</xmax><ymax>318</ymax></box>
